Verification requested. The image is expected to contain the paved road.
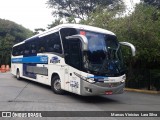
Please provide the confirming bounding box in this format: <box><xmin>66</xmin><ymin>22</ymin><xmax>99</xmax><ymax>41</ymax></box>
<box><xmin>0</xmin><ymin>72</ymin><xmax>160</xmax><ymax>120</ymax></box>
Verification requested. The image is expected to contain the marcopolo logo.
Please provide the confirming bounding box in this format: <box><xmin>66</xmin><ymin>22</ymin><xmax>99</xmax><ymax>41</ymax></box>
<box><xmin>50</xmin><ymin>56</ymin><xmax>60</xmax><ymax>63</ymax></box>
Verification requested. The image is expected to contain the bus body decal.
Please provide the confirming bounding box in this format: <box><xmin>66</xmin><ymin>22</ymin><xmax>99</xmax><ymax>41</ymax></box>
<box><xmin>11</xmin><ymin>56</ymin><xmax>48</xmax><ymax>64</ymax></box>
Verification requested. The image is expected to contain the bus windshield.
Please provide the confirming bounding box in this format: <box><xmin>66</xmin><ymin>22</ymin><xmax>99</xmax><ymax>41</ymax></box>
<box><xmin>83</xmin><ymin>31</ymin><xmax>125</xmax><ymax>77</ymax></box>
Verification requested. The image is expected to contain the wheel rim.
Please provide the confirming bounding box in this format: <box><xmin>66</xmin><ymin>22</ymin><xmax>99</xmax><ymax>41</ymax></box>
<box><xmin>54</xmin><ymin>79</ymin><xmax>61</xmax><ymax>91</ymax></box>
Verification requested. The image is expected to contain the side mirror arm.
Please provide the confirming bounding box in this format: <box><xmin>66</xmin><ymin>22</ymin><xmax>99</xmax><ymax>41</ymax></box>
<box><xmin>66</xmin><ymin>35</ymin><xmax>88</xmax><ymax>51</ymax></box>
<box><xmin>120</xmin><ymin>42</ymin><xmax>136</xmax><ymax>56</ymax></box>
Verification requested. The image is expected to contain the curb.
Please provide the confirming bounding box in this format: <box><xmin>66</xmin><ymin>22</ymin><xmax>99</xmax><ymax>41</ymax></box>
<box><xmin>124</xmin><ymin>88</ymin><xmax>160</xmax><ymax>94</ymax></box>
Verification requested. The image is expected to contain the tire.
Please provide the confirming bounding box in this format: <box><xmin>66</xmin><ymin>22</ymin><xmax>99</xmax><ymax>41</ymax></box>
<box><xmin>16</xmin><ymin>69</ymin><xmax>21</xmax><ymax>80</ymax></box>
<box><xmin>51</xmin><ymin>76</ymin><xmax>64</xmax><ymax>94</ymax></box>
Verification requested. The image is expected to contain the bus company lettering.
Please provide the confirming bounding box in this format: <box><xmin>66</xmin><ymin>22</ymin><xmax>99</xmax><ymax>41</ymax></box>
<box><xmin>70</xmin><ymin>81</ymin><xmax>79</xmax><ymax>88</ymax></box>
<box><xmin>40</xmin><ymin>56</ymin><xmax>48</xmax><ymax>62</ymax></box>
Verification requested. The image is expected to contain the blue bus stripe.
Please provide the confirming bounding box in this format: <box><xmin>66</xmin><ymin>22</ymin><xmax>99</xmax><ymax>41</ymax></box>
<box><xmin>11</xmin><ymin>56</ymin><xmax>48</xmax><ymax>64</ymax></box>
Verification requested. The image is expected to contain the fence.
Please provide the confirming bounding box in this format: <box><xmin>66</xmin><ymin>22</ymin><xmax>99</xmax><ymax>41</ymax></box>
<box><xmin>125</xmin><ymin>68</ymin><xmax>160</xmax><ymax>91</ymax></box>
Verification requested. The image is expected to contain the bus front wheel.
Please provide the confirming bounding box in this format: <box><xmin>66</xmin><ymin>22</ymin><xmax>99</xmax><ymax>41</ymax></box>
<box><xmin>51</xmin><ymin>76</ymin><xmax>64</xmax><ymax>94</ymax></box>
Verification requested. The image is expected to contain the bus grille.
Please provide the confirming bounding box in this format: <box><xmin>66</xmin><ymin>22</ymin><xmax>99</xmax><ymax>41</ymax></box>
<box><xmin>95</xmin><ymin>82</ymin><xmax>123</xmax><ymax>88</ymax></box>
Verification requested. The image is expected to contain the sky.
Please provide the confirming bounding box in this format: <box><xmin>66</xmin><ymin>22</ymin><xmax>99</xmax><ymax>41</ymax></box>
<box><xmin>0</xmin><ymin>0</ymin><xmax>53</xmax><ymax>31</ymax></box>
<box><xmin>124</xmin><ymin>0</ymin><xmax>141</xmax><ymax>11</ymax></box>
<box><xmin>0</xmin><ymin>0</ymin><xmax>140</xmax><ymax>31</ymax></box>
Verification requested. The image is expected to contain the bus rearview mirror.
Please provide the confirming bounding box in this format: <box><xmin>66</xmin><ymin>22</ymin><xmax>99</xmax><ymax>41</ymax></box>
<box><xmin>120</xmin><ymin>42</ymin><xmax>136</xmax><ymax>56</ymax></box>
<box><xmin>66</xmin><ymin>35</ymin><xmax>88</xmax><ymax>51</ymax></box>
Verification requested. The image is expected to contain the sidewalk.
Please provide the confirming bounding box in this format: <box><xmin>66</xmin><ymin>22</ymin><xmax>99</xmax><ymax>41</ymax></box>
<box><xmin>125</xmin><ymin>88</ymin><xmax>160</xmax><ymax>94</ymax></box>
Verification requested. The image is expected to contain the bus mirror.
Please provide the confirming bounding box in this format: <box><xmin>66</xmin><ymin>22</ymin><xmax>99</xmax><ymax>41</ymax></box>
<box><xmin>120</xmin><ymin>42</ymin><xmax>136</xmax><ymax>56</ymax></box>
<box><xmin>66</xmin><ymin>35</ymin><xmax>88</xmax><ymax>51</ymax></box>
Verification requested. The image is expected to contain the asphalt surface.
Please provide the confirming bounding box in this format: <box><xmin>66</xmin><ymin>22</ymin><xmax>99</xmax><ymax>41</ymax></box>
<box><xmin>0</xmin><ymin>72</ymin><xmax>160</xmax><ymax>120</ymax></box>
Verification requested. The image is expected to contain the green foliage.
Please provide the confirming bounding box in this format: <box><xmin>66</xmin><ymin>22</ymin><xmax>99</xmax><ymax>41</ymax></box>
<box><xmin>47</xmin><ymin>19</ymin><xmax>63</xmax><ymax>29</ymax></box>
<box><xmin>47</xmin><ymin>0</ymin><xmax>124</xmax><ymax>21</ymax></box>
<box><xmin>34</xmin><ymin>28</ymin><xmax>46</xmax><ymax>35</ymax></box>
<box><xmin>81</xmin><ymin>4</ymin><xmax>160</xmax><ymax>90</ymax></box>
<box><xmin>0</xmin><ymin>18</ymin><xmax>33</xmax><ymax>65</ymax></box>
<box><xmin>141</xmin><ymin>0</ymin><xmax>160</xmax><ymax>8</ymax></box>
<box><xmin>118</xmin><ymin>4</ymin><xmax>160</xmax><ymax>64</ymax></box>
<box><xmin>82</xmin><ymin>4</ymin><xmax>160</xmax><ymax>65</ymax></box>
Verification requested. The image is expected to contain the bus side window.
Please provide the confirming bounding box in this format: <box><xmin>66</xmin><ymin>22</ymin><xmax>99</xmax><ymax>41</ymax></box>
<box><xmin>60</xmin><ymin>28</ymin><xmax>78</xmax><ymax>64</ymax></box>
<box><xmin>12</xmin><ymin>45</ymin><xmax>20</xmax><ymax>56</ymax></box>
<box><xmin>12</xmin><ymin>47</ymin><xmax>16</xmax><ymax>56</ymax></box>
<box><xmin>46</xmin><ymin>32</ymin><xmax>62</xmax><ymax>54</ymax></box>
<box><xmin>19</xmin><ymin>44</ymin><xmax>24</xmax><ymax>55</ymax></box>
<box><xmin>24</xmin><ymin>43</ymin><xmax>29</xmax><ymax>55</ymax></box>
<box><xmin>38</xmin><ymin>38</ymin><xmax>46</xmax><ymax>53</ymax></box>
<box><xmin>14</xmin><ymin>46</ymin><xmax>19</xmax><ymax>56</ymax></box>
<box><xmin>30</xmin><ymin>41</ymin><xmax>37</xmax><ymax>54</ymax></box>
<box><xmin>12</xmin><ymin>46</ymin><xmax>17</xmax><ymax>56</ymax></box>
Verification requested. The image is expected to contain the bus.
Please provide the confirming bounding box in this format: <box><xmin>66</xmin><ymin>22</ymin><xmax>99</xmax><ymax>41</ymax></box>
<box><xmin>11</xmin><ymin>24</ymin><xmax>136</xmax><ymax>96</ymax></box>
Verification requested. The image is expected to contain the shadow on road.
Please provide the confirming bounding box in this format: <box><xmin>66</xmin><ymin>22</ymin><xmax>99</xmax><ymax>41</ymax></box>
<box><xmin>13</xmin><ymin>76</ymin><xmax>119</xmax><ymax>104</ymax></box>
<box><xmin>64</xmin><ymin>92</ymin><xmax>119</xmax><ymax>104</ymax></box>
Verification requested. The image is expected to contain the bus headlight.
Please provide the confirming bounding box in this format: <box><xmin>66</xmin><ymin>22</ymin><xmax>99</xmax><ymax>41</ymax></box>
<box><xmin>86</xmin><ymin>78</ymin><xmax>95</xmax><ymax>83</ymax></box>
<box><xmin>82</xmin><ymin>77</ymin><xmax>95</xmax><ymax>83</ymax></box>
<box><xmin>74</xmin><ymin>72</ymin><xmax>95</xmax><ymax>83</ymax></box>
<box><xmin>121</xmin><ymin>79</ymin><xmax>125</xmax><ymax>83</ymax></box>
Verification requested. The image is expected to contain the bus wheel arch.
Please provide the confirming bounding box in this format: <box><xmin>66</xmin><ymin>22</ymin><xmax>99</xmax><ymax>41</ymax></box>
<box><xmin>16</xmin><ymin>68</ymin><xmax>21</xmax><ymax>80</ymax></box>
<box><xmin>51</xmin><ymin>73</ymin><xmax>64</xmax><ymax>94</ymax></box>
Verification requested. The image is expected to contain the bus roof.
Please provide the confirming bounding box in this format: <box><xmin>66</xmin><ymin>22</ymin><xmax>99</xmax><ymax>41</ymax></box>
<box><xmin>35</xmin><ymin>24</ymin><xmax>115</xmax><ymax>39</ymax></box>
<box><xmin>13</xmin><ymin>24</ymin><xmax>115</xmax><ymax>47</ymax></box>
<box><xmin>48</xmin><ymin>24</ymin><xmax>115</xmax><ymax>35</ymax></box>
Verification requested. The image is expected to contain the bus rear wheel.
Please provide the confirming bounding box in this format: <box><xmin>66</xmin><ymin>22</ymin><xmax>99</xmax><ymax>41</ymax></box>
<box><xmin>16</xmin><ymin>69</ymin><xmax>21</xmax><ymax>80</ymax></box>
<box><xmin>51</xmin><ymin>76</ymin><xmax>64</xmax><ymax>94</ymax></box>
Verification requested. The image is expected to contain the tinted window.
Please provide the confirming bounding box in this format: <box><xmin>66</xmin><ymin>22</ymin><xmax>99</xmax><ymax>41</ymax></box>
<box><xmin>60</xmin><ymin>28</ymin><xmax>78</xmax><ymax>55</ymax></box>
<box><xmin>38</xmin><ymin>38</ymin><xmax>46</xmax><ymax>53</ymax></box>
<box><xmin>46</xmin><ymin>32</ymin><xmax>62</xmax><ymax>54</ymax></box>
<box><xmin>60</xmin><ymin>28</ymin><xmax>82</xmax><ymax>69</ymax></box>
<box><xmin>12</xmin><ymin>46</ymin><xmax>17</xmax><ymax>56</ymax></box>
<box><xmin>66</xmin><ymin>39</ymin><xmax>82</xmax><ymax>69</ymax></box>
<box><xmin>12</xmin><ymin>44</ymin><xmax>24</xmax><ymax>56</ymax></box>
<box><xmin>38</xmin><ymin>32</ymin><xmax>62</xmax><ymax>54</ymax></box>
<box><xmin>29</xmin><ymin>41</ymin><xmax>37</xmax><ymax>54</ymax></box>
<box><xmin>24</xmin><ymin>40</ymin><xmax>37</xmax><ymax>55</ymax></box>
<box><xmin>19</xmin><ymin>44</ymin><xmax>24</xmax><ymax>55</ymax></box>
<box><xmin>24</xmin><ymin>42</ymin><xmax>30</xmax><ymax>55</ymax></box>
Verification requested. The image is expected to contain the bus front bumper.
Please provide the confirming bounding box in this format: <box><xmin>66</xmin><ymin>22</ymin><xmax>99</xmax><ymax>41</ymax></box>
<box><xmin>80</xmin><ymin>80</ymin><xmax>125</xmax><ymax>96</ymax></box>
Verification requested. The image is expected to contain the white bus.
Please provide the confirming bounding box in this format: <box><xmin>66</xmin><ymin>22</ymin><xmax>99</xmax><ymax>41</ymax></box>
<box><xmin>11</xmin><ymin>24</ymin><xmax>135</xmax><ymax>96</ymax></box>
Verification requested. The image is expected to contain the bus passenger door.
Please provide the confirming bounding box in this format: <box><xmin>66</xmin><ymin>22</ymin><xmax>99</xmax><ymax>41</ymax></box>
<box><xmin>64</xmin><ymin>39</ymin><xmax>82</xmax><ymax>94</ymax></box>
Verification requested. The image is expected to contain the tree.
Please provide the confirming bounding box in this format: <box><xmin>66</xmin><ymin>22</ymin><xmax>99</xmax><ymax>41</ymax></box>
<box><xmin>142</xmin><ymin>0</ymin><xmax>160</xmax><ymax>8</ymax></box>
<box><xmin>47</xmin><ymin>18</ymin><xmax>63</xmax><ymax>29</ymax></box>
<box><xmin>82</xmin><ymin>3</ymin><xmax>160</xmax><ymax>64</ymax></box>
<box><xmin>34</xmin><ymin>28</ymin><xmax>46</xmax><ymax>34</ymax></box>
<box><xmin>47</xmin><ymin>0</ymin><xmax>124</xmax><ymax>21</ymax></box>
<box><xmin>81</xmin><ymin>3</ymin><xmax>160</xmax><ymax>90</ymax></box>
<box><xmin>0</xmin><ymin>18</ymin><xmax>33</xmax><ymax>65</ymax></box>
